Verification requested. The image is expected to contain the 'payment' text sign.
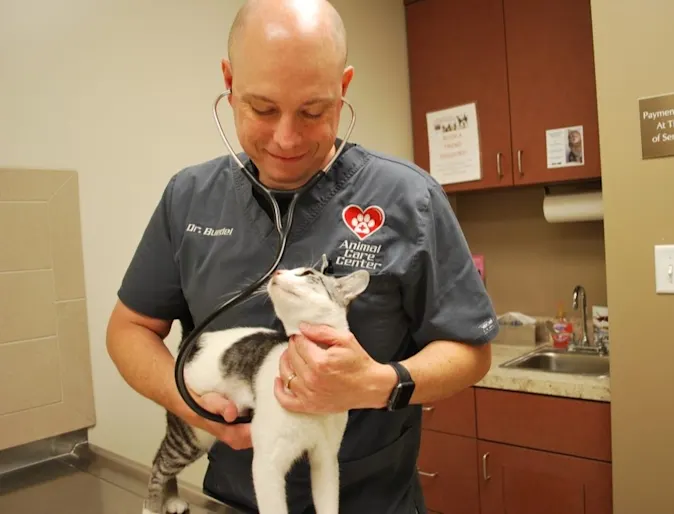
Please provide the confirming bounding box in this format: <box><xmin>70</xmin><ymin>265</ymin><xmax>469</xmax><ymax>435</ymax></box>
<box><xmin>639</xmin><ymin>92</ymin><xmax>674</xmax><ymax>159</ymax></box>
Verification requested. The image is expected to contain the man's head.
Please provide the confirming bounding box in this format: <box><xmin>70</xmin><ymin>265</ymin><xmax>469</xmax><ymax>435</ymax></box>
<box><xmin>221</xmin><ymin>0</ymin><xmax>353</xmax><ymax>190</ymax></box>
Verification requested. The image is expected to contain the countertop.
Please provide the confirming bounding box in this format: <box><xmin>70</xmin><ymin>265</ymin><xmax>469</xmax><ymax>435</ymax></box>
<box><xmin>475</xmin><ymin>343</ymin><xmax>611</xmax><ymax>402</ymax></box>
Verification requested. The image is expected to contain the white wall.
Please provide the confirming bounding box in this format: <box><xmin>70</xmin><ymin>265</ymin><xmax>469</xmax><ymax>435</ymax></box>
<box><xmin>0</xmin><ymin>0</ymin><xmax>413</xmax><ymax>488</ymax></box>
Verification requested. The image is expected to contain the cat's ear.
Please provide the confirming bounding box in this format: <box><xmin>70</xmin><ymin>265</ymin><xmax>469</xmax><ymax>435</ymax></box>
<box><xmin>336</xmin><ymin>270</ymin><xmax>370</xmax><ymax>302</ymax></box>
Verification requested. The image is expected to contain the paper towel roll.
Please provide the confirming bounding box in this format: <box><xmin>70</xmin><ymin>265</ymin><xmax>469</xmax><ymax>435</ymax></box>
<box><xmin>543</xmin><ymin>191</ymin><xmax>603</xmax><ymax>223</ymax></box>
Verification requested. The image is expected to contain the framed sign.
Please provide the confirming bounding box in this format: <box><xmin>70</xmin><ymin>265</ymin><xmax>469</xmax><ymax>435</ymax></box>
<box><xmin>639</xmin><ymin>92</ymin><xmax>674</xmax><ymax>159</ymax></box>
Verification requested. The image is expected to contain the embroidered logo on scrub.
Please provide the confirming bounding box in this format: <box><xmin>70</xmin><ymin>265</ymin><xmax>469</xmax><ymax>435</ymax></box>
<box><xmin>342</xmin><ymin>205</ymin><xmax>385</xmax><ymax>240</ymax></box>
<box><xmin>335</xmin><ymin>205</ymin><xmax>385</xmax><ymax>271</ymax></box>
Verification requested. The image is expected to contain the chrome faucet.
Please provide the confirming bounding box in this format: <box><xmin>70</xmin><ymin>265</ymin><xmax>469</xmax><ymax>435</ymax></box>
<box><xmin>570</xmin><ymin>285</ymin><xmax>608</xmax><ymax>355</ymax></box>
<box><xmin>572</xmin><ymin>285</ymin><xmax>590</xmax><ymax>348</ymax></box>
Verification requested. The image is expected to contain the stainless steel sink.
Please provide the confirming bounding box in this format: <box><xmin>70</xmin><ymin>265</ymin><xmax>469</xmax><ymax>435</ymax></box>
<box><xmin>500</xmin><ymin>346</ymin><xmax>610</xmax><ymax>377</ymax></box>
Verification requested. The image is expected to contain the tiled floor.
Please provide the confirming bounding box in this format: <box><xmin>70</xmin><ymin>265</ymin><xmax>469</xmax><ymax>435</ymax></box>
<box><xmin>0</xmin><ymin>444</ymin><xmax>239</xmax><ymax>514</ymax></box>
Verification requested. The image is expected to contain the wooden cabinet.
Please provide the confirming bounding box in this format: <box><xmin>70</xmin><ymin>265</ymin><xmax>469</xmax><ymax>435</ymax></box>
<box><xmin>503</xmin><ymin>0</ymin><xmax>601</xmax><ymax>187</ymax></box>
<box><xmin>405</xmin><ymin>0</ymin><xmax>513</xmax><ymax>192</ymax></box>
<box><xmin>421</xmin><ymin>385</ymin><xmax>476</xmax><ymax>437</ymax></box>
<box><xmin>404</xmin><ymin>0</ymin><xmax>601</xmax><ymax>193</ymax></box>
<box><xmin>478</xmin><ymin>441</ymin><xmax>612</xmax><ymax>514</ymax></box>
<box><xmin>475</xmin><ymin>387</ymin><xmax>611</xmax><ymax>462</ymax></box>
<box><xmin>417</xmin><ymin>387</ymin><xmax>480</xmax><ymax>514</ymax></box>
<box><xmin>417</xmin><ymin>387</ymin><xmax>612</xmax><ymax>514</ymax></box>
<box><xmin>418</xmin><ymin>431</ymin><xmax>480</xmax><ymax>514</ymax></box>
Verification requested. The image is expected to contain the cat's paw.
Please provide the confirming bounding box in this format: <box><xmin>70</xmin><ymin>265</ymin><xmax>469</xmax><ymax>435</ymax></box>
<box><xmin>165</xmin><ymin>497</ymin><xmax>189</xmax><ymax>514</ymax></box>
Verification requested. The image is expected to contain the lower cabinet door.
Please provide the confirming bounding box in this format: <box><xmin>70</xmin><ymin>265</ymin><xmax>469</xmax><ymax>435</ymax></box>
<box><xmin>478</xmin><ymin>440</ymin><xmax>612</xmax><ymax>514</ymax></box>
<box><xmin>417</xmin><ymin>429</ymin><xmax>480</xmax><ymax>514</ymax></box>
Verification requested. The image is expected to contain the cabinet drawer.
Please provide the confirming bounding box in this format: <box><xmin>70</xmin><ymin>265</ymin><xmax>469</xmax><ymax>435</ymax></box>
<box><xmin>422</xmin><ymin>387</ymin><xmax>476</xmax><ymax>437</ymax></box>
<box><xmin>475</xmin><ymin>388</ymin><xmax>611</xmax><ymax>462</ymax></box>
<box><xmin>418</xmin><ymin>430</ymin><xmax>480</xmax><ymax>514</ymax></box>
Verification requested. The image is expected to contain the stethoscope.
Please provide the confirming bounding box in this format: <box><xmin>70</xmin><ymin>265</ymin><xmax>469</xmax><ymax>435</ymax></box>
<box><xmin>173</xmin><ymin>89</ymin><xmax>356</xmax><ymax>425</ymax></box>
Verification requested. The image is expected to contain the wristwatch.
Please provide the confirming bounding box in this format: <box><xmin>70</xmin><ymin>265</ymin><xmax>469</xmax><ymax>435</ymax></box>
<box><xmin>386</xmin><ymin>362</ymin><xmax>415</xmax><ymax>411</ymax></box>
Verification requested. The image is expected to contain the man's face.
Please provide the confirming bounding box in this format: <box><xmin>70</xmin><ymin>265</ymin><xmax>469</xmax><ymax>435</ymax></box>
<box><xmin>222</xmin><ymin>34</ymin><xmax>353</xmax><ymax>190</ymax></box>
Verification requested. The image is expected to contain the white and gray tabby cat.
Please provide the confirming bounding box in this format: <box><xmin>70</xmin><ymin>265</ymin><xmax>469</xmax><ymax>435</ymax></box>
<box><xmin>142</xmin><ymin>263</ymin><xmax>371</xmax><ymax>514</ymax></box>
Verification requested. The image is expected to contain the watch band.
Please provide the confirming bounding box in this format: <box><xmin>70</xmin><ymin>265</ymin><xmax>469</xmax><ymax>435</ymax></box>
<box><xmin>389</xmin><ymin>361</ymin><xmax>412</xmax><ymax>384</ymax></box>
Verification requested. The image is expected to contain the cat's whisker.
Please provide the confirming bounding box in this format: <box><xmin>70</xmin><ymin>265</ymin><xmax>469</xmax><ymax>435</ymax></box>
<box><xmin>309</xmin><ymin>251</ymin><xmax>318</xmax><ymax>270</ymax></box>
<box><xmin>228</xmin><ymin>281</ymin><xmax>271</xmax><ymax>307</ymax></box>
<box><xmin>233</xmin><ymin>291</ymin><xmax>268</xmax><ymax>309</ymax></box>
<box><xmin>215</xmin><ymin>274</ymin><xmax>274</xmax><ymax>305</ymax></box>
<box><xmin>308</xmin><ymin>253</ymin><xmax>325</xmax><ymax>271</ymax></box>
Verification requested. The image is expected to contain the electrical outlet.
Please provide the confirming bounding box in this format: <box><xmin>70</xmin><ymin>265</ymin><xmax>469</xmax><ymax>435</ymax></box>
<box><xmin>654</xmin><ymin>245</ymin><xmax>674</xmax><ymax>294</ymax></box>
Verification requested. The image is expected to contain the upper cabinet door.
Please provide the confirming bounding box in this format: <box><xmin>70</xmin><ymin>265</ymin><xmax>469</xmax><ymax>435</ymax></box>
<box><xmin>405</xmin><ymin>0</ymin><xmax>514</xmax><ymax>192</ymax></box>
<box><xmin>504</xmin><ymin>0</ymin><xmax>602</xmax><ymax>185</ymax></box>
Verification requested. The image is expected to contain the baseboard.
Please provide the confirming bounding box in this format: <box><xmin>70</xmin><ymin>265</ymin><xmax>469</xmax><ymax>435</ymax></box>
<box><xmin>0</xmin><ymin>428</ymin><xmax>88</xmax><ymax>476</ymax></box>
<box><xmin>0</xmin><ymin>430</ymin><xmax>235</xmax><ymax>512</ymax></box>
<box><xmin>66</xmin><ymin>443</ymin><xmax>233</xmax><ymax>513</ymax></box>
<box><xmin>84</xmin><ymin>442</ymin><xmax>207</xmax><ymax>497</ymax></box>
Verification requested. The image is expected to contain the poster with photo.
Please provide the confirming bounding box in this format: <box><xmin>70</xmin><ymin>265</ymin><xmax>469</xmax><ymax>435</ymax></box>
<box><xmin>546</xmin><ymin>125</ymin><xmax>584</xmax><ymax>168</ymax></box>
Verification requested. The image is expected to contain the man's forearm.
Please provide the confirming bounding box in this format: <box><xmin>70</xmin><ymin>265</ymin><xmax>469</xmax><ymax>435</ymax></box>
<box><xmin>367</xmin><ymin>340</ymin><xmax>492</xmax><ymax>408</ymax></box>
<box><xmin>106</xmin><ymin>323</ymin><xmax>196</xmax><ymax>423</ymax></box>
<box><xmin>403</xmin><ymin>340</ymin><xmax>491</xmax><ymax>404</ymax></box>
<box><xmin>106</xmin><ymin>319</ymin><xmax>254</xmax><ymax>450</ymax></box>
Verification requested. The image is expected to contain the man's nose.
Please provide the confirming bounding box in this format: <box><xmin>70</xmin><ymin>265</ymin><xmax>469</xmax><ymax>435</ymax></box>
<box><xmin>273</xmin><ymin>115</ymin><xmax>302</xmax><ymax>149</ymax></box>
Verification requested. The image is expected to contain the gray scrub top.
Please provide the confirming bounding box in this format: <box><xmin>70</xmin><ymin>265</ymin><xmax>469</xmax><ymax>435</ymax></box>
<box><xmin>117</xmin><ymin>142</ymin><xmax>499</xmax><ymax>513</ymax></box>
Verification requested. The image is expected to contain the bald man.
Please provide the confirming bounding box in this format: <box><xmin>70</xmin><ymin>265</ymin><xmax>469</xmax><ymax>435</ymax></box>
<box><xmin>107</xmin><ymin>1</ymin><xmax>497</xmax><ymax>513</ymax></box>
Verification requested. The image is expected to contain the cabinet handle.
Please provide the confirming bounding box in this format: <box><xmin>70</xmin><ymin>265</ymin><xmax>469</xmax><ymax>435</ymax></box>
<box><xmin>496</xmin><ymin>152</ymin><xmax>503</xmax><ymax>178</ymax></box>
<box><xmin>418</xmin><ymin>469</ymin><xmax>438</xmax><ymax>478</ymax></box>
<box><xmin>482</xmin><ymin>452</ymin><xmax>490</xmax><ymax>480</ymax></box>
<box><xmin>517</xmin><ymin>150</ymin><xmax>524</xmax><ymax>176</ymax></box>
<box><xmin>422</xmin><ymin>406</ymin><xmax>434</xmax><ymax>412</ymax></box>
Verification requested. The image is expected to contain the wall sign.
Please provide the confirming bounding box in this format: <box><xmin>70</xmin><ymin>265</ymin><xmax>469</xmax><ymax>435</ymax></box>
<box><xmin>426</xmin><ymin>102</ymin><xmax>482</xmax><ymax>185</ymax></box>
<box><xmin>639</xmin><ymin>92</ymin><xmax>674</xmax><ymax>159</ymax></box>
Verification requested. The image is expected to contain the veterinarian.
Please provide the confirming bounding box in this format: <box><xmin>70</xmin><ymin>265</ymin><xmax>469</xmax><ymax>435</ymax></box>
<box><xmin>106</xmin><ymin>0</ymin><xmax>498</xmax><ymax>512</ymax></box>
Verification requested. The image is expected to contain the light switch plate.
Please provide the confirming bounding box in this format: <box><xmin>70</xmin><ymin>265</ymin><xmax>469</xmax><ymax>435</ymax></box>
<box><xmin>654</xmin><ymin>245</ymin><xmax>674</xmax><ymax>294</ymax></box>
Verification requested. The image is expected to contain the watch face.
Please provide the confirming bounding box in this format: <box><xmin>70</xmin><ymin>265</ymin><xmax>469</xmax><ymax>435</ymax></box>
<box><xmin>397</xmin><ymin>382</ymin><xmax>415</xmax><ymax>408</ymax></box>
<box><xmin>389</xmin><ymin>382</ymin><xmax>415</xmax><ymax>410</ymax></box>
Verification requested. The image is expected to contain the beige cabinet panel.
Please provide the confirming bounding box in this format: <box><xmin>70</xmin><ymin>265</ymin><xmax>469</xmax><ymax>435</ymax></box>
<box><xmin>0</xmin><ymin>270</ymin><xmax>57</xmax><ymax>345</ymax></box>
<box><xmin>0</xmin><ymin>202</ymin><xmax>51</xmax><ymax>271</ymax></box>
<box><xmin>0</xmin><ymin>338</ymin><xmax>62</xmax><ymax>415</ymax></box>
<box><xmin>0</xmin><ymin>169</ymin><xmax>95</xmax><ymax>450</ymax></box>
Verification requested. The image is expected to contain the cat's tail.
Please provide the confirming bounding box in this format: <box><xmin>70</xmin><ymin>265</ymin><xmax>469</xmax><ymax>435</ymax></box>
<box><xmin>142</xmin><ymin>412</ymin><xmax>209</xmax><ymax>514</ymax></box>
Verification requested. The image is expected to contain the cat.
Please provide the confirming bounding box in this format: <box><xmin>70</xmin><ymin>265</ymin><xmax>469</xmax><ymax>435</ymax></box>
<box><xmin>142</xmin><ymin>265</ymin><xmax>371</xmax><ymax>514</ymax></box>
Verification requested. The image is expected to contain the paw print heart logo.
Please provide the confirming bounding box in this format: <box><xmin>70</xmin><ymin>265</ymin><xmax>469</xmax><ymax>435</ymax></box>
<box><xmin>342</xmin><ymin>205</ymin><xmax>385</xmax><ymax>240</ymax></box>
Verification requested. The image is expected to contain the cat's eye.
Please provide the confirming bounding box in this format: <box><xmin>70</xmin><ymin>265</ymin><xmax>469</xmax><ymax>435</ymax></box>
<box><xmin>299</xmin><ymin>270</ymin><xmax>313</xmax><ymax>276</ymax></box>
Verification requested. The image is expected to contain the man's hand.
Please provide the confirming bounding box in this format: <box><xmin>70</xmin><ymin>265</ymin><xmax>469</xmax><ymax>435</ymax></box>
<box><xmin>274</xmin><ymin>323</ymin><xmax>396</xmax><ymax>414</ymax></box>
<box><xmin>184</xmin><ymin>387</ymin><xmax>252</xmax><ymax>450</ymax></box>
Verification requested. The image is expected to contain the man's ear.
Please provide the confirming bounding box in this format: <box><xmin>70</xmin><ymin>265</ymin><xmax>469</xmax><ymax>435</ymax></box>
<box><xmin>341</xmin><ymin>65</ymin><xmax>354</xmax><ymax>97</ymax></box>
<box><xmin>221</xmin><ymin>59</ymin><xmax>234</xmax><ymax>104</ymax></box>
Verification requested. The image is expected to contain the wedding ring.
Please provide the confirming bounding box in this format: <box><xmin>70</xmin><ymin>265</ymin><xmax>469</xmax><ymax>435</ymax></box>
<box><xmin>285</xmin><ymin>372</ymin><xmax>297</xmax><ymax>390</ymax></box>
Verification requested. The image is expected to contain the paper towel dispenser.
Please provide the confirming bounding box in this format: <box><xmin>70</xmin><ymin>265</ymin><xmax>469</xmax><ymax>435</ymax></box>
<box><xmin>543</xmin><ymin>189</ymin><xmax>603</xmax><ymax>223</ymax></box>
